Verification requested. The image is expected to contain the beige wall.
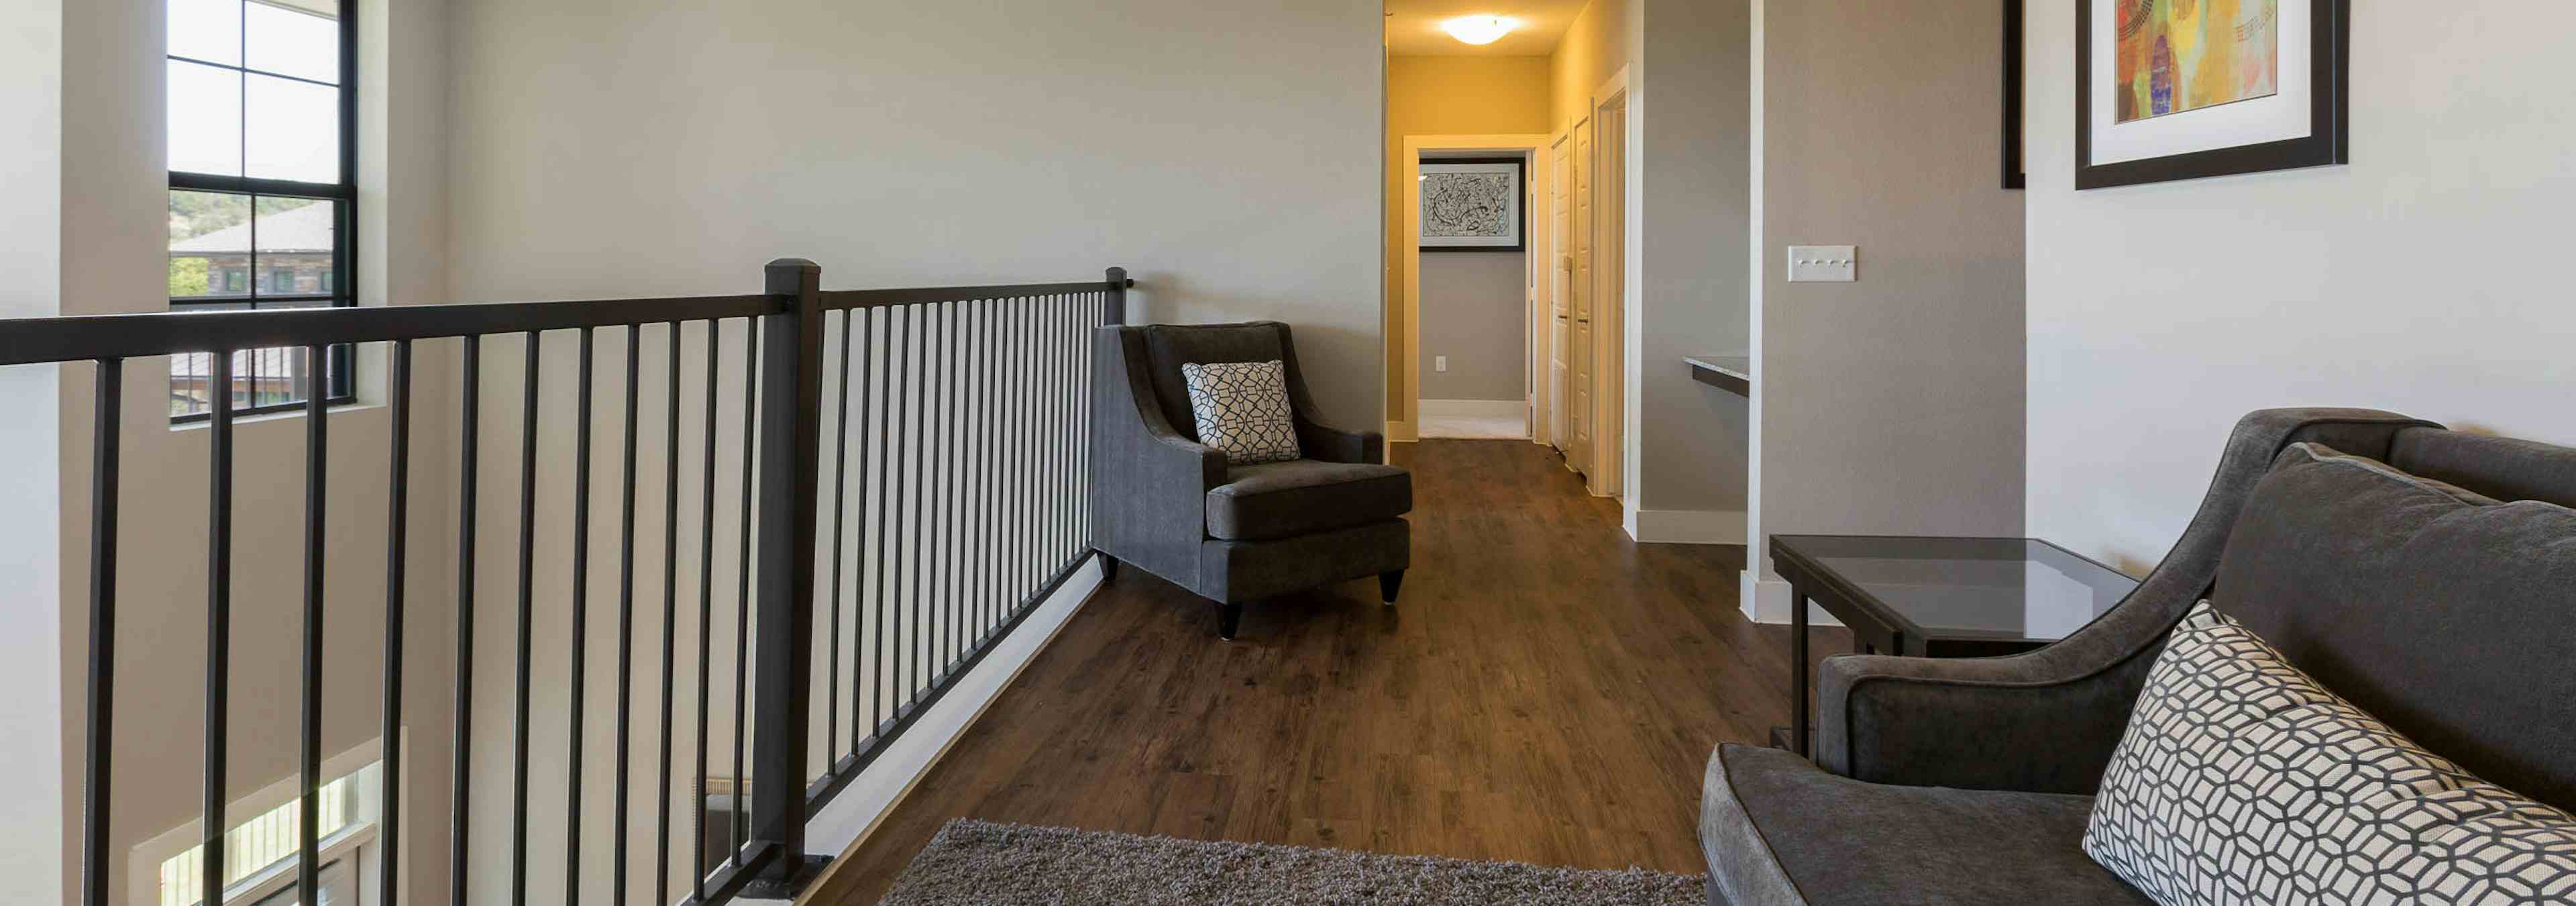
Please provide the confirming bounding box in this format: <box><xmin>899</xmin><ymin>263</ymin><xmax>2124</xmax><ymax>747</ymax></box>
<box><xmin>2024</xmin><ymin>1</ymin><xmax>2576</xmax><ymax>572</ymax></box>
<box><xmin>1551</xmin><ymin>0</ymin><xmax>1635</xmax><ymax>134</ymax></box>
<box><xmin>1747</xmin><ymin>0</ymin><xmax>2026</xmax><ymax>611</ymax></box>
<box><xmin>1383</xmin><ymin>54</ymin><xmax>1552</xmax><ymax>423</ymax></box>
<box><xmin>1418</xmin><ymin>252</ymin><xmax>1528</xmax><ymax>401</ymax></box>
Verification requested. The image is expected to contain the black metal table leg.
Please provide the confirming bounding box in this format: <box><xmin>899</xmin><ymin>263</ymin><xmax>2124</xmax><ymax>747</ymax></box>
<box><xmin>1791</xmin><ymin>583</ymin><xmax>1810</xmax><ymax>758</ymax></box>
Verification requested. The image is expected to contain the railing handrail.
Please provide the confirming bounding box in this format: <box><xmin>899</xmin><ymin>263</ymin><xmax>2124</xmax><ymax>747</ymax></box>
<box><xmin>0</xmin><ymin>270</ymin><xmax>1134</xmax><ymax>366</ymax></box>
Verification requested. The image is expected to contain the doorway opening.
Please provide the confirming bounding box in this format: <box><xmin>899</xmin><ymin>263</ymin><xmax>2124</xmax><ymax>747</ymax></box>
<box><xmin>1404</xmin><ymin>142</ymin><xmax>1550</xmax><ymax>442</ymax></box>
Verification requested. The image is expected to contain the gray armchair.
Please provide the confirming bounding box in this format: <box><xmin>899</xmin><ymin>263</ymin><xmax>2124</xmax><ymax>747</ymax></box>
<box><xmin>1087</xmin><ymin>321</ymin><xmax>1411</xmax><ymax>639</ymax></box>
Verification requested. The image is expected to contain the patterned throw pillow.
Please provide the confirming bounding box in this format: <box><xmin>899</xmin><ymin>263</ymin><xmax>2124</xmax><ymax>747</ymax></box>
<box><xmin>2085</xmin><ymin>601</ymin><xmax>2576</xmax><ymax>906</ymax></box>
<box><xmin>1180</xmin><ymin>360</ymin><xmax>1301</xmax><ymax>465</ymax></box>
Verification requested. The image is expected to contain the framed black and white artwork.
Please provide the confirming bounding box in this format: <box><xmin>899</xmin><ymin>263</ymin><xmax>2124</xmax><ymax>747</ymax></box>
<box><xmin>1419</xmin><ymin>158</ymin><xmax>1524</xmax><ymax>252</ymax></box>
<box><xmin>2076</xmin><ymin>0</ymin><xmax>2349</xmax><ymax>189</ymax></box>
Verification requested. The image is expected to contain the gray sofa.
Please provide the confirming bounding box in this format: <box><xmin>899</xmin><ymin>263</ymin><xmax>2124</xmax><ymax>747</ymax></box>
<box><xmin>1086</xmin><ymin>321</ymin><xmax>1410</xmax><ymax>639</ymax></box>
<box><xmin>1702</xmin><ymin>408</ymin><xmax>2576</xmax><ymax>904</ymax></box>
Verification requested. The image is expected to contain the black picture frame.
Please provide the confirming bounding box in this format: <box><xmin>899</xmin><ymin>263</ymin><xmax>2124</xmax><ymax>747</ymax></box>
<box><xmin>2003</xmin><ymin>0</ymin><xmax>2025</xmax><ymax>189</ymax></box>
<box><xmin>2076</xmin><ymin>0</ymin><xmax>2349</xmax><ymax>190</ymax></box>
<box><xmin>1419</xmin><ymin>156</ymin><xmax>1527</xmax><ymax>254</ymax></box>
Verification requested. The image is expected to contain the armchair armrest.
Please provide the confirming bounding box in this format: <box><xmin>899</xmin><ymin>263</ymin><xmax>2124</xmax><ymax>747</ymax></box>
<box><xmin>1089</xmin><ymin>328</ymin><xmax>1226</xmax><ymax>585</ymax></box>
<box><xmin>1817</xmin><ymin>408</ymin><xmax>2443</xmax><ymax>793</ymax></box>
<box><xmin>1294</xmin><ymin>414</ymin><xmax>1382</xmax><ymax>464</ymax></box>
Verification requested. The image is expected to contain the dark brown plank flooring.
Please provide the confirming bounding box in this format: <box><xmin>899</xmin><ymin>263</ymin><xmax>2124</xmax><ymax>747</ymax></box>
<box><xmin>804</xmin><ymin>439</ymin><xmax>1848</xmax><ymax>904</ymax></box>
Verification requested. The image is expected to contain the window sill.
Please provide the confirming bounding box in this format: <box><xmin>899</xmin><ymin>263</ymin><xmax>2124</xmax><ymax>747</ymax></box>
<box><xmin>167</xmin><ymin>399</ymin><xmax>384</xmax><ymax>433</ymax></box>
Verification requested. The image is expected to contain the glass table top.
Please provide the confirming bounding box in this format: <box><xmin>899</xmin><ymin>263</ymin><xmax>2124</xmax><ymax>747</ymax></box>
<box><xmin>1772</xmin><ymin>536</ymin><xmax>2142</xmax><ymax>644</ymax></box>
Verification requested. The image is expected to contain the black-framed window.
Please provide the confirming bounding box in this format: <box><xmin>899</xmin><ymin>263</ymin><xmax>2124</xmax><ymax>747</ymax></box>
<box><xmin>166</xmin><ymin>0</ymin><xmax>356</xmax><ymax>420</ymax></box>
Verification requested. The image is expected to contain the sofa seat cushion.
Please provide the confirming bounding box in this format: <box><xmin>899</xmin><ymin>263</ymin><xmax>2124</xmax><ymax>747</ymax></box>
<box><xmin>1702</xmin><ymin>744</ymin><xmax>2150</xmax><ymax>906</ymax></box>
<box><xmin>1205</xmin><ymin>459</ymin><xmax>1411</xmax><ymax>542</ymax></box>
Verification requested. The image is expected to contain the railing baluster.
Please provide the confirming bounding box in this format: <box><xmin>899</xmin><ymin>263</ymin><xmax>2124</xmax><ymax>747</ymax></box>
<box><xmin>730</xmin><ymin>317</ymin><xmax>757</xmax><ymax>861</ymax></box>
<box><xmin>614</xmin><ymin>325</ymin><xmax>641</xmax><ymax>906</ymax></box>
<box><xmin>977</xmin><ymin>301</ymin><xmax>999</xmax><ymax>638</ymax></box>
<box><xmin>873</xmin><ymin>306</ymin><xmax>896</xmax><ymax>736</ymax></box>
<box><xmin>452</xmin><ymin>335</ymin><xmax>480</xmax><ymax>906</ymax></box>
<box><xmin>81</xmin><ymin>358</ymin><xmax>121</xmax><ymax>906</ymax></box>
<box><xmin>907</xmin><ymin>303</ymin><xmax>929</xmax><ymax>701</ymax></box>
<box><xmin>380</xmin><ymin>338</ymin><xmax>411</xmax><ymax>906</ymax></box>
<box><xmin>887</xmin><ymin>305</ymin><xmax>910</xmax><ymax>720</ymax></box>
<box><xmin>941</xmin><ymin>301</ymin><xmax>963</xmax><ymax>671</ymax></box>
<box><xmin>692</xmin><ymin>319</ymin><xmax>720</xmax><ymax>902</ymax></box>
<box><xmin>298</xmin><ymin>344</ymin><xmax>328</xmax><ymax>904</ymax></box>
<box><xmin>827</xmin><ymin>309</ymin><xmax>853</xmax><ymax>758</ymax></box>
<box><xmin>202</xmin><ymin>348</ymin><xmax>233</xmax><ymax>906</ymax></box>
<box><xmin>656</xmin><ymin>321</ymin><xmax>683</xmax><ymax>906</ymax></box>
<box><xmin>512</xmin><ymin>331</ymin><xmax>541</xmax><ymax>906</ymax></box>
<box><xmin>850</xmin><ymin>307</ymin><xmax>874</xmax><ymax>744</ymax></box>
<box><xmin>568</xmin><ymin>327</ymin><xmax>596</xmax><ymax>905</ymax></box>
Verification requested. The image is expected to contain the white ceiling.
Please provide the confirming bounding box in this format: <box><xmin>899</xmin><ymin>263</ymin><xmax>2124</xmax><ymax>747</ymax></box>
<box><xmin>1383</xmin><ymin>0</ymin><xmax>1589</xmax><ymax>57</ymax></box>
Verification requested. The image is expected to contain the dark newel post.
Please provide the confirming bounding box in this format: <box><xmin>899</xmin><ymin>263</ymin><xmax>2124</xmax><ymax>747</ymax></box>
<box><xmin>1104</xmin><ymin>266</ymin><xmax>1129</xmax><ymax>326</ymax></box>
<box><xmin>749</xmin><ymin>258</ymin><xmax>826</xmax><ymax>892</ymax></box>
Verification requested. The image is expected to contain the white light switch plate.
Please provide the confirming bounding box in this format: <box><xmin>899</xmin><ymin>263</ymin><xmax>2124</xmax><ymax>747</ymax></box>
<box><xmin>1434</xmin><ymin>355</ymin><xmax>1449</xmax><ymax>372</ymax></box>
<box><xmin>1788</xmin><ymin>245</ymin><xmax>1858</xmax><ymax>283</ymax></box>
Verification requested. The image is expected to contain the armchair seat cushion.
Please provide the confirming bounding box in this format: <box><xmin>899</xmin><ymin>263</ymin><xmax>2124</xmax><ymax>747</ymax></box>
<box><xmin>1205</xmin><ymin>459</ymin><xmax>1411</xmax><ymax>542</ymax></box>
<box><xmin>1702</xmin><ymin>744</ymin><xmax>2151</xmax><ymax>906</ymax></box>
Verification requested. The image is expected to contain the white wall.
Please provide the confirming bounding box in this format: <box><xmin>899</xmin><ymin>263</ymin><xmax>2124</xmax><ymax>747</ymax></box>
<box><xmin>441</xmin><ymin>0</ymin><xmax>1385</xmax><ymax>426</ymax></box>
<box><xmin>45</xmin><ymin>1</ymin><xmax>460</xmax><ymax>903</ymax></box>
<box><xmin>1745</xmin><ymin>0</ymin><xmax>2028</xmax><ymax>619</ymax></box>
<box><xmin>2025</xmin><ymin>1</ymin><xmax>2576</xmax><ymax>573</ymax></box>
<box><xmin>3</xmin><ymin>2</ymin><xmax>67</xmax><ymax>901</ymax></box>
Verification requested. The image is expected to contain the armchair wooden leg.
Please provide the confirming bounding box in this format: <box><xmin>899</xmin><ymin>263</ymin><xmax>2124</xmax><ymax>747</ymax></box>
<box><xmin>1097</xmin><ymin>552</ymin><xmax>1119</xmax><ymax>581</ymax></box>
<box><xmin>1379</xmin><ymin>570</ymin><xmax>1405</xmax><ymax>606</ymax></box>
<box><xmin>1214</xmin><ymin>602</ymin><xmax>1244</xmax><ymax>640</ymax></box>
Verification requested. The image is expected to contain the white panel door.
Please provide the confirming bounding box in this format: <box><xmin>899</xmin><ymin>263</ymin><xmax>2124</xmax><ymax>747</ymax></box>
<box><xmin>1548</xmin><ymin>136</ymin><xmax>1572</xmax><ymax>450</ymax></box>
<box><xmin>1567</xmin><ymin>119</ymin><xmax>1595</xmax><ymax>476</ymax></box>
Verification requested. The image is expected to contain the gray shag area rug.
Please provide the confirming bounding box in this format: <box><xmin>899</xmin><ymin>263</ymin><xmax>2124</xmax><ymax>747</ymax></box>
<box><xmin>877</xmin><ymin>819</ymin><xmax>1705</xmax><ymax>905</ymax></box>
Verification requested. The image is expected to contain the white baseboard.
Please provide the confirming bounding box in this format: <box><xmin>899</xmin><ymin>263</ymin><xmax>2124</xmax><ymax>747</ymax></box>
<box><xmin>1740</xmin><ymin>570</ymin><xmax>1843</xmax><ymax>627</ymax></box>
<box><xmin>1623</xmin><ymin>507</ymin><xmax>1748</xmax><ymax>545</ymax></box>
<box><xmin>747</xmin><ymin>558</ymin><xmax>1106</xmax><ymax>903</ymax></box>
<box><xmin>1418</xmin><ymin>398</ymin><xmax>1527</xmax><ymax>419</ymax></box>
<box><xmin>1385</xmin><ymin>419</ymin><xmax>1418</xmax><ymax>443</ymax></box>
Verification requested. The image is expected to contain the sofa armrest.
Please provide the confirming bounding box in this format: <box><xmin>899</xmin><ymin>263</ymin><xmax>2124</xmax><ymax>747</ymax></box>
<box><xmin>1817</xmin><ymin>407</ymin><xmax>2443</xmax><ymax>793</ymax></box>
<box><xmin>1295</xmin><ymin>414</ymin><xmax>1383</xmax><ymax>464</ymax></box>
<box><xmin>1089</xmin><ymin>328</ymin><xmax>1226</xmax><ymax>585</ymax></box>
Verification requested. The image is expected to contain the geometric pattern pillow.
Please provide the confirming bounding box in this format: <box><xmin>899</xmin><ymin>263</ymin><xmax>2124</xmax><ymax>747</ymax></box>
<box><xmin>1179</xmin><ymin>360</ymin><xmax>1301</xmax><ymax>466</ymax></box>
<box><xmin>2084</xmin><ymin>601</ymin><xmax>2576</xmax><ymax>906</ymax></box>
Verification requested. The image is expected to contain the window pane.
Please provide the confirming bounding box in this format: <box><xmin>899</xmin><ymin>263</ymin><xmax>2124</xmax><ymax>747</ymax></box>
<box><xmin>168</xmin><ymin>59</ymin><xmax>244</xmax><ymax>177</ymax></box>
<box><xmin>170</xmin><ymin>191</ymin><xmax>252</xmax><ymax>300</ymax></box>
<box><xmin>245</xmin><ymin>1</ymin><xmax>339</xmax><ymax>84</ymax></box>
<box><xmin>245</xmin><ymin>74</ymin><xmax>337</xmax><ymax>183</ymax></box>
<box><xmin>167</xmin><ymin>0</ymin><xmax>242</xmax><ymax>66</ymax></box>
<box><xmin>252</xmin><ymin>197</ymin><xmax>337</xmax><ymax>298</ymax></box>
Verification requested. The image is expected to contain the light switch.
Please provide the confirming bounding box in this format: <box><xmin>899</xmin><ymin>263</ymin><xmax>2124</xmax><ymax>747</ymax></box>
<box><xmin>1435</xmin><ymin>355</ymin><xmax>1450</xmax><ymax>372</ymax></box>
<box><xmin>1788</xmin><ymin>246</ymin><xmax>1858</xmax><ymax>283</ymax></box>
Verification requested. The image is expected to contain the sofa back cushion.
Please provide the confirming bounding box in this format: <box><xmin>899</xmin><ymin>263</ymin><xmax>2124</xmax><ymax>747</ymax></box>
<box><xmin>2213</xmin><ymin>442</ymin><xmax>2576</xmax><ymax>811</ymax></box>
<box><xmin>1140</xmin><ymin>322</ymin><xmax>1289</xmax><ymax>439</ymax></box>
<box><xmin>2085</xmin><ymin>601</ymin><xmax>2576</xmax><ymax>906</ymax></box>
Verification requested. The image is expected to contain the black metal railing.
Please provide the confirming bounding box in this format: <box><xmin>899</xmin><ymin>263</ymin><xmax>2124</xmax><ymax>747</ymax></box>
<box><xmin>13</xmin><ymin>259</ymin><xmax>1128</xmax><ymax>906</ymax></box>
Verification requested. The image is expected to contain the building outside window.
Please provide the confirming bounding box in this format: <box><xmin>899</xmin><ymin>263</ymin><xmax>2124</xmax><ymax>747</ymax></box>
<box><xmin>165</xmin><ymin>0</ymin><xmax>356</xmax><ymax>419</ymax></box>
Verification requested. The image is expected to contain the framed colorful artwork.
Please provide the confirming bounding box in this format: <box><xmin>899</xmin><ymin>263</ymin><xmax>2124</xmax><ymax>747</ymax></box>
<box><xmin>1418</xmin><ymin>158</ymin><xmax>1525</xmax><ymax>252</ymax></box>
<box><xmin>2076</xmin><ymin>0</ymin><xmax>2348</xmax><ymax>189</ymax></box>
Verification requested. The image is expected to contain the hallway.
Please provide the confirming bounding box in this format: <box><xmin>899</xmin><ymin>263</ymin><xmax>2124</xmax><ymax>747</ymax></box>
<box><xmin>808</xmin><ymin>440</ymin><xmax>1825</xmax><ymax>903</ymax></box>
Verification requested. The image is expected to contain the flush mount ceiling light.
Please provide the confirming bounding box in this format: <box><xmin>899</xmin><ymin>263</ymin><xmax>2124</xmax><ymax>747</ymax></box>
<box><xmin>1440</xmin><ymin>15</ymin><xmax>1518</xmax><ymax>46</ymax></box>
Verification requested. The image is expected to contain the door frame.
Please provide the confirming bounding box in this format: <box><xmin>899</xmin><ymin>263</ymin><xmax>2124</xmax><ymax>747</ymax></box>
<box><xmin>1589</xmin><ymin>69</ymin><xmax>1631</xmax><ymax>499</ymax></box>
<box><xmin>1393</xmin><ymin>133</ymin><xmax>1555</xmax><ymax>443</ymax></box>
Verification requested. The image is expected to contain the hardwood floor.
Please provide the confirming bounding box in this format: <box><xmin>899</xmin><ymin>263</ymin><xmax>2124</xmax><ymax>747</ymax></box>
<box><xmin>802</xmin><ymin>439</ymin><xmax>1847</xmax><ymax>904</ymax></box>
